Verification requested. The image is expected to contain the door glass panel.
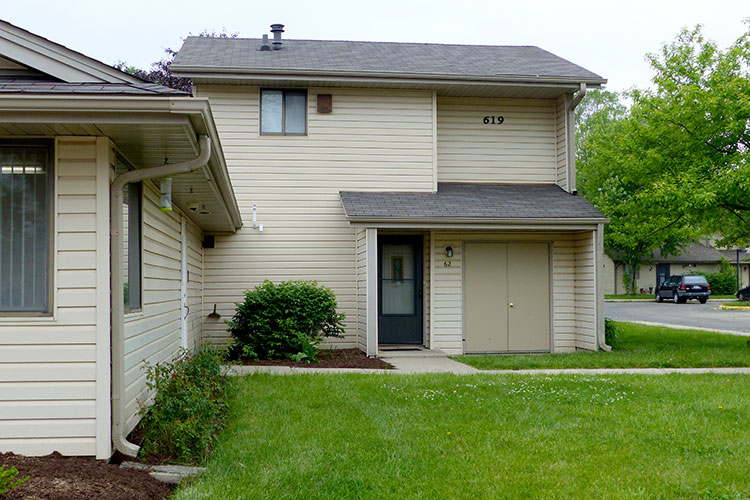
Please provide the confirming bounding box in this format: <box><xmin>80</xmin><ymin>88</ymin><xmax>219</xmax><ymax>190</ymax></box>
<box><xmin>382</xmin><ymin>244</ymin><xmax>415</xmax><ymax>315</ymax></box>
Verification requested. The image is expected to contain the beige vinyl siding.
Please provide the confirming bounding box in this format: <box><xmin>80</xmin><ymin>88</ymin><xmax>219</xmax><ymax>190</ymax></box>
<box><xmin>121</xmin><ymin>184</ymin><xmax>203</xmax><ymax>435</ymax></box>
<box><xmin>574</xmin><ymin>231</ymin><xmax>597</xmax><ymax>350</ymax></box>
<box><xmin>555</xmin><ymin>94</ymin><xmax>569</xmax><ymax>190</ymax></box>
<box><xmin>195</xmin><ymin>85</ymin><xmax>435</xmax><ymax>347</ymax></box>
<box><xmin>0</xmin><ymin>137</ymin><xmax>109</xmax><ymax>457</ymax></box>
<box><xmin>429</xmin><ymin>231</ymin><xmax>597</xmax><ymax>355</ymax></box>
<box><xmin>436</xmin><ymin>97</ymin><xmax>557</xmax><ymax>184</ymax></box>
<box><xmin>186</xmin><ymin>221</ymin><xmax>204</xmax><ymax>348</ymax></box>
<box><xmin>355</xmin><ymin>228</ymin><xmax>367</xmax><ymax>352</ymax></box>
<box><xmin>431</xmin><ymin>233</ymin><xmax>464</xmax><ymax>354</ymax></box>
<box><xmin>552</xmin><ymin>238</ymin><xmax>577</xmax><ymax>352</ymax></box>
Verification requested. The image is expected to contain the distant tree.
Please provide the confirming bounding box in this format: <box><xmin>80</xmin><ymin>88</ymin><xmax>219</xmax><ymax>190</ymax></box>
<box><xmin>114</xmin><ymin>29</ymin><xmax>239</xmax><ymax>92</ymax></box>
<box><xmin>632</xmin><ymin>22</ymin><xmax>750</xmax><ymax>249</ymax></box>
<box><xmin>576</xmin><ymin>91</ymin><xmax>697</xmax><ymax>294</ymax></box>
<box><xmin>576</xmin><ymin>23</ymin><xmax>750</xmax><ymax>293</ymax></box>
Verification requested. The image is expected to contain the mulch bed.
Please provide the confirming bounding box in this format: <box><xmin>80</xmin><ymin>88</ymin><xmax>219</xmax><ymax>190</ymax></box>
<box><xmin>1</xmin><ymin>452</ymin><xmax>171</xmax><ymax>500</ymax></box>
<box><xmin>240</xmin><ymin>348</ymin><xmax>393</xmax><ymax>369</ymax></box>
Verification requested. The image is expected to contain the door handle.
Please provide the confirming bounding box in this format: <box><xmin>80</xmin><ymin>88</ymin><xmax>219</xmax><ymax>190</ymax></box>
<box><xmin>509</xmin><ymin>302</ymin><xmax>514</xmax><ymax>308</ymax></box>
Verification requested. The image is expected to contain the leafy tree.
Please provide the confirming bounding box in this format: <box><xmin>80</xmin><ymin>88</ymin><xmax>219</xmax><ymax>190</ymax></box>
<box><xmin>577</xmin><ymin>23</ymin><xmax>750</xmax><ymax>293</ymax></box>
<box><xmin>577</xmin><ymin>91</ymin><xmax>697</xmax><ymax>294</ymax></box>
<box><xmin>634</xmin><ymin>23</ymin><xmax>750</xmax><ymax>248</ymax></box>
<box><xmin>114</xmin><ymin>29</ymin><xmax>239</xmax><ymax>92</ymax></box>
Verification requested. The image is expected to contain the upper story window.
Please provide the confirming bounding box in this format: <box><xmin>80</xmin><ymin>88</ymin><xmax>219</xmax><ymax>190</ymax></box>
<box><xmin>0</xmin><ymin>141</ymin><xmax>54</xmax><ymax>314</ymax></box>
<box><xmin>260</xmin><ymin>89</ymin><xmax>307</xmax><ymax>135</ymax></box>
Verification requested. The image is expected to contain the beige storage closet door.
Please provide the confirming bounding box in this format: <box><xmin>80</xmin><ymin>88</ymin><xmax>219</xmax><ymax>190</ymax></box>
<box><xmin>464</xmin><ymin>242</ymin><xmax>550</xmax><ymax>353</ymax></box>
<box><xmin>464</xmin><ymin>243</ymin><xmax>508</xmax><ymax>352</ymax></box>
<box><xmin>508</xmin><ymin>243</ymin><xmax>550</xmax><ymax>351</ymax></box>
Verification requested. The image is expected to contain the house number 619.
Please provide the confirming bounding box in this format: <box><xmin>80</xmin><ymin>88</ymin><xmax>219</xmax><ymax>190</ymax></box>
<box><xmin>483</xmin><ymin>115</ymin><xmax>505</xmax><ymax>125</ymax></box>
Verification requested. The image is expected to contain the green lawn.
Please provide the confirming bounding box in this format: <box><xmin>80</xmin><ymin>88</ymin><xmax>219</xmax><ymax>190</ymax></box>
<box><xmin>721</xmin><ymin>301</ymin><xmax>750</xmax><ymax>307</ymax></box>
<box><xmin>453</xmin><ymin>322</ymin><xmax>750</xmax><ymax>370</ymax></box>
<box><xmin>174</xmin><ymin>373</ymin><xmax>750</xmax><ymax>499</ymax></box>
<box><xmin>606</xmin><ymin>294</ymin><xmax>736</xmax><ymax>300</ymax></box>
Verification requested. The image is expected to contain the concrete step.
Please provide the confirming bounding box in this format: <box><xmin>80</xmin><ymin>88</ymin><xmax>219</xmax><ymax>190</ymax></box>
<box><xmin>377</xmin><ymin>348</ymin><xmax>447</xmax><ymax>358</ymax></box>
<box><xmin>120</xmin><ymin>461</ymin><xmax>205</xmax><ymax>484</ymax></box>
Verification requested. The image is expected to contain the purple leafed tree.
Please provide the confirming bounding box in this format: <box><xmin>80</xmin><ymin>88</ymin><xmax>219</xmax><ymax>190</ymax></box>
<box><xmin>114</xmin><ymin>29</ymin><xmax>239</xmax><ymax>92</ymax></box>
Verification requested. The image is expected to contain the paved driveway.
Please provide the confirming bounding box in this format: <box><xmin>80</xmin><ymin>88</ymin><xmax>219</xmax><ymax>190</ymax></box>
<box><xmin>605</xmin><ymin>301</ymin><xmax>750</xmax><ymax>334</ymax></box>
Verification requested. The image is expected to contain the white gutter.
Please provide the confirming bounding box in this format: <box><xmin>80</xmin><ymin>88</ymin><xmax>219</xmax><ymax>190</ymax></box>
<box><xmin>171</xmin><ymin>66</ymin><xmax>607</xmax><ymax>87</ymax></box>
<box><xmin>110</xmin><ymin>135</ymin><xmax>211</xmax><ymax>458</ymax></box>
<box><xmin>346</xmin><ymin>216</ymin><xmax>609</xmax><ymax>225</ymax></box>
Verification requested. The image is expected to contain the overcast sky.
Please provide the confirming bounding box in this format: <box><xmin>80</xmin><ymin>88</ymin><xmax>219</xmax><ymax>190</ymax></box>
<box><xmin>3</xmin><ymin>0</ymin><xmax>748</xmax><ymax>91</ymax></box>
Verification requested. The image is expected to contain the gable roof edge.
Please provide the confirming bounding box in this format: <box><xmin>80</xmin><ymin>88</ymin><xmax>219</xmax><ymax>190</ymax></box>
<box><xmin>0</xmin><ymin>20</ymin><xmax>143</xmax><ymax>84</ymax></box>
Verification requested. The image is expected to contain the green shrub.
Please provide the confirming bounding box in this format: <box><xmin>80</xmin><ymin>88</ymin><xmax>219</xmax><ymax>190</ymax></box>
<box><xmin>226</xmin><ymin>280</ymin><xmax>345</xmax><ymax>362</ymax></box>
<box><xmin>704</xmin><ymin>271</ymin><xmax>737</xmax><ymax>295</ymax></box>
<box><xmin>0</xmin><ymin>465</ymin><xmax>28</xmax><ymax>495</ymax></box>
<box><xmin>138</xmin><ymin>344</ymin><xmax>232</xmax><ymax>464</ymax></box>
<box><xmin>604</xmin><ymin>318</ymin><xmax>618</xmax><ymax>346</ymax></box>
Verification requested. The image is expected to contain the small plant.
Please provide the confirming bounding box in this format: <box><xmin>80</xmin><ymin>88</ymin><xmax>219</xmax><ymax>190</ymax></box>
<box><xmin>138</xmin><ymin>343</ymin><xmax>232</xmax><ymax>464</ymax></box>
<box><xmin>604</xmin><ymin>318</ymin><xmax>618</xmax><ymax>346</ymax></box>
<box><xmin>0</xmin><ymin>465</ymin><xmax>29</xmax><ymax>495</ymax></box>
<box><xmin>226</xmin><ymin>280</ymin><xmax>345</xmax><ymax>362</ymax></box>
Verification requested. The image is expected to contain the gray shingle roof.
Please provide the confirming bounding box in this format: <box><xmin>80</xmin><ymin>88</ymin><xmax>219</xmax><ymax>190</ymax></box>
<box><xmin>172</xmin><ymin>38</ymin><xmax>604</xmax><ymax>82</ymax></box>
<box><xmin>651</xmin><ymin>243</ymin><xmax>724</xmax><ymax>264</ymax></box>
<box><xmin>340</xmin><ymin>183</ymin><xmax>606</xmax><ymax>221</ymax></box>
<box><xmin>0</xmin><ymin>79</ymin><xmax>188</xmax><ymax>95</ymax></box>
<box><xmin>719</xmin><ymin>249</ymin><xmax>750</xmax><ymax>263</ymax></box>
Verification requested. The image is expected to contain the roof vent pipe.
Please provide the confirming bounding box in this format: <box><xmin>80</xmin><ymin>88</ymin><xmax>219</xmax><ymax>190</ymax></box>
<box><xmin>260</xmin><ymin>34</ymin><xmax>271</xmax><ymax>51</ymax></box>
<box><xmin>270</xmin><ymin>24</ymin><xmax>284</xmax><ymax>50</ymax></box>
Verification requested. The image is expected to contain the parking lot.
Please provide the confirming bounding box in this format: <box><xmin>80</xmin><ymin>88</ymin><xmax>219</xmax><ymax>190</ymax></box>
<box><xmin>605</xmin><ymin>300</ymin><xmax>750</xmax><ymax>334</ymax></box>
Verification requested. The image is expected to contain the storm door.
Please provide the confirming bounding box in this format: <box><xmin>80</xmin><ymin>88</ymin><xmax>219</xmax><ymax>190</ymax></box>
<box><xmin>378</xmin><ymin>235</ymin><xmax>423</xmax><ymax>345</ymax></box>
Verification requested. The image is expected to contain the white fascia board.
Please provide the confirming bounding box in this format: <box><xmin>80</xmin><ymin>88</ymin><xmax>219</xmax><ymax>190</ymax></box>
<box><xmin>0</xmin><ymin>21</ymin><xmax>142</xmax><ymax>84</ymax></box>
<box><xmin>171</xmin><ymin>66</ymin><xmax>607</xmax><ymax>87</ymax></box>
<box><xmin>346</xmin><ymin>217</ymin><xmax>608</xmax><ymax>229</ymax></box>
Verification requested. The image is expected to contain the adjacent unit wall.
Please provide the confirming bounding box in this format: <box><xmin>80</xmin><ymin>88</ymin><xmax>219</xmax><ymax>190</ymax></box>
<box><xmin>194</xmin><ymin>85</ymin><xmax>435</xmax><ymax>347</ymax></box>
<box><xmin>0</xmin><ymin>137</ymin><xmax>110</xmax><ymax>458</ymax></box>
<box><xmin>121</xmin><ymin>182</ymin><xmax>204</xmax><ymax>436</ymax></box>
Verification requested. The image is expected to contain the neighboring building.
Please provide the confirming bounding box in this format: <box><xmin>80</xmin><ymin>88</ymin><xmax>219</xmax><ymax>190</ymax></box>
<box><xmin>171</xmin><ymin>25</ymin><xmax>609</xmax><ymax>357</ymax></box>
<box><xmin>719</xmin><ymin>249</ymin><xmax>750</xmax><ymax>289</ymax></box>
<box><xmin>0</xmin><ymin>21</ymin><xmax>609</xmax><ymax>459</ymax></box>
<box><xmin>604</xmin><ymin>243</ymin><xmax>726</xmax><ymax>295</ymax></box>
<box><xmin>0</xmin><ymin>20</ymin><xmax>242</xmax><ymax>458</ymax></box>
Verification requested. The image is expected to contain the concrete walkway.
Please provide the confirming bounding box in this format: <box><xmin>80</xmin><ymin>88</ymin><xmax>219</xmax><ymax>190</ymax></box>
<box><xmin>226</xmin><ymin>359</ymin><xmax>750</xmax><ymax>376</ymax></box>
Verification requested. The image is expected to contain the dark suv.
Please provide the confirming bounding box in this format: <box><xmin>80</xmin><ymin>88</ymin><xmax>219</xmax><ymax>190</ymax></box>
<box><xmin>655</xmin><ymin>274</ymin><xmax>710</xmax><ymax>304</ymax></box>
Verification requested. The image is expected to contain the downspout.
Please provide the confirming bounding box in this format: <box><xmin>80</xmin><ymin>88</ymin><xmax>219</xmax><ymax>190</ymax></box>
<box><xmin>566</xmin><ymin>83</ymin><xmax>587</xmax><ymax>192</ymax></box>
<box><xmin>110</xmin><ymin>135</ymin><xmax>211</xmax><ymax>457</ymax></box>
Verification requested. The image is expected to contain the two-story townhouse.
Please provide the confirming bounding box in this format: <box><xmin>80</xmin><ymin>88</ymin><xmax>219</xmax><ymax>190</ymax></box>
<box><xmin>0</xmin><ymin>20</ymin><xmax>608</xmax><ymax>460</ymax></box>
<box><xmin>171</xmin><ymin>25</ymin><xmax>609</xmax><ymax>357</ymax></box>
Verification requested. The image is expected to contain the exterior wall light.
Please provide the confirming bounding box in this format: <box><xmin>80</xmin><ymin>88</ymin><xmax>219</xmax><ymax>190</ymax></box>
<box><xmin>159</xmin><ymin>177</ymin><xmax>172</xmax><ymax>213</ymax></box>
<box><xmin>445</xmin><ymin>246</ymin><xmax>453</xmax><ymax>258</ymax></box>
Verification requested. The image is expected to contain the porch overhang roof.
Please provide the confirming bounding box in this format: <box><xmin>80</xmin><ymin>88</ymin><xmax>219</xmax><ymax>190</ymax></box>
<box><xmin>0</xmin><ymin>94</ymin><xmax>242</xmax><ymax>233</ymax></box>
<box><xmin>340</xmin><ymin>183</ymin><xmax>608</xmax><ymax>229</ymax></box>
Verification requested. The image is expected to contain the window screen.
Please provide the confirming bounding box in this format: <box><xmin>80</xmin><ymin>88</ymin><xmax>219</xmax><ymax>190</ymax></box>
<box><xmin>0</xmin><ymin>142</ymin><xmax>53</xmax><ymax>313</ymax></box>
<box><xmin>260</xmin><ymin>89</ymin><xmax>307</xmax><ymax>135</ymax></box>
